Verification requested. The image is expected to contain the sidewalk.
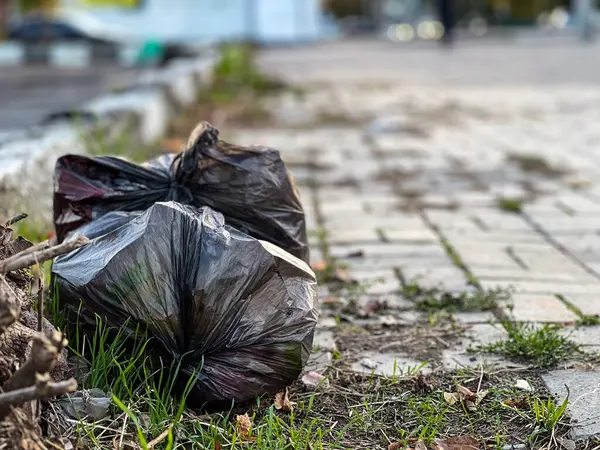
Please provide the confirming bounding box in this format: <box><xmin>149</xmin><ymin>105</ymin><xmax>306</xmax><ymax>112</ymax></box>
<box><xmin>234</xmin><ymin>40</ymin><xmax>600</xmax><ymax>447</ymax></box>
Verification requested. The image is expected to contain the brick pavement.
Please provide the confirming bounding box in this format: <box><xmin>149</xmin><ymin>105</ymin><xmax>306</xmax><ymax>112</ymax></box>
<box><xmin>234</xmin><ymin>39</ymin><xmax>600</xmax><ymax>441</ymax></box>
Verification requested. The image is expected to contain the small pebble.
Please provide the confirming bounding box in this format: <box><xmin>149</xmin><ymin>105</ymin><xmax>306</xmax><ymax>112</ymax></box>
<box><xmin>514</xmin><ymin>379</ymin><xmax>534</xmax><ymax>392</ymax></box>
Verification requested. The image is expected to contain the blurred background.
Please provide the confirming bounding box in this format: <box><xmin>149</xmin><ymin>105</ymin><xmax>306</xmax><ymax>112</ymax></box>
<box><xmin>0</xmin><ymin>0</ymin><xmax>599</xmax><ymax>130</ymax></box>
<box><xmin>0</xmin><ymin>0</ymin><xmax>586</xmax><ymax>46</ymax></box>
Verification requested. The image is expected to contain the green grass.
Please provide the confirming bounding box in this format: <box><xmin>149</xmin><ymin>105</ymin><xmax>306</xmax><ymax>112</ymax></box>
<box><xmin>556</xmin><ymin>294</ymin><xmax>600</xmax><ymax>326</ymax></box>
<box><xmin>507</xmin><ymin>154</ymin><xmax>564</xmax><ymax>176</ymax></box>
<box><xmin>399</xmin><ymin>279</ymin><xmax>507</xmax><ymax>314</ymax></box>
<box><xmin>471</xmin><ymin>321</ymin><xmax>582</xmax><ymax>368</ymax></box>
<box><xmin>497</xmin><ymin>198</ymin><xmax>523</xmax><ymax>213</ymax></box>
<box><xmin>208</xmin><ymin>43</ymin><xmax>286</xmax><ymax>105</ymax></box>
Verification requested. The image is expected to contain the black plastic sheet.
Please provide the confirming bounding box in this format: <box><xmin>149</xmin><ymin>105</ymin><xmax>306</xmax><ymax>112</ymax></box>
<box><xmin>52</xmin><ymin>202</ymin><xmax>318</xmax><ymax>404</ymax></box>
<box><xmin>53</xmin><ymin>122</ymin><xmax>309</xmax><ymax>262</ymax></box>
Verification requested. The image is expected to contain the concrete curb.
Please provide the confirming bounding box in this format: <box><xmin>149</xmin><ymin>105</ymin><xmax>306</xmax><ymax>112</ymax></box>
<box><xmin>0</xmin><ymin>52</ymin><xmax>216</xmax><ymax>222</ymax></box>
<box><xmin>0</xmin><ymin>41</ymin><xmax>141</xmax><ymax>67</ymax></box>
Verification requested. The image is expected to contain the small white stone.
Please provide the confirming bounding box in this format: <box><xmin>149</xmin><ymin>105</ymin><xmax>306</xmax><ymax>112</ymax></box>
<box><xmin>514</xmin><ymin>379</ymin><xmax>534</xmax><ymax>392</ymax></box>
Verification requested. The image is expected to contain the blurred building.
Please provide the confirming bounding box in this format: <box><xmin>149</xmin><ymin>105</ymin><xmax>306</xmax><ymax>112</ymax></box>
<box><xmin>326</xmin><ymin>0</ymin><xmax>576</xmax><ymax>28</ymax></box>
<box><xmin>57</xmin><ymin>0</ymin><xmax>326</xmax><ymax>43</ymax></box>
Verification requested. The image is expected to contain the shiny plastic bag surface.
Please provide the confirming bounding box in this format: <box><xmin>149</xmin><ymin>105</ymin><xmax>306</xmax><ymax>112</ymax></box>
<box><xmin>53</xmin><ymin>122</ymin><xmax>309</xmax><ymax>262</ymax></box>
<box><xmin>52</xmin><ymin>201</ymin><xmax>318</xmax><ymax>404</ymax></box>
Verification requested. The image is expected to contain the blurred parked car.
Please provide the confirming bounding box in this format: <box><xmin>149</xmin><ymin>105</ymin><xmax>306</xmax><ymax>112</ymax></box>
<box><xmin>7</xmin><ymin>10</ymin><xmax>197</xmax><ymax>65</ymax></box>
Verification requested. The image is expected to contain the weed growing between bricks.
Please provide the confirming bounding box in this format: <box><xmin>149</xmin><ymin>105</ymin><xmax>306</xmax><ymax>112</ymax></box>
<box><xmin>506</xmin><ymin>154</ymin><xmax>566</xmax><ymax>177</ymax></box>
<box><xmin>497</xmin><ymin>197</ymin><xmax>524</xmax><ymax>213</ymax></box>
<box><xmin>470</xmin><ymin>321</ymin><xmax>584</xmax><ymax>368</ymax></box>
<box><xmin>399</xmin><ymin>279</ymin><xmax>509</xmax><ymax>315</ymax></box>
<box><xmin>556</xmin><ymin>294</ymin><xmax>600</xmax><ymax>326</ymax></box>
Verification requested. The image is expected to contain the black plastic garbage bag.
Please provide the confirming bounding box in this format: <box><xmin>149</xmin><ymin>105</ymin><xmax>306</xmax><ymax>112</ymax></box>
<box><xmin>53</xmin><ymin>121</ymin><xmax>309</xmax><ymax>262</ymax></box>
<box><xmin>52</xmin><ymin>201</ymin><xmax>318</xmax><ymax>404</ymax></box>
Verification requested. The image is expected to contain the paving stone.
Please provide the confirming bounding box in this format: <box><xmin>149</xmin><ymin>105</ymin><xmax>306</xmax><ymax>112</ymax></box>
<box><xmin>475</xmin><ymin>268</ymin><xmax>595</xmax><ymax>284</ymax></box>
<box><xmin>505</xmin><ymin>294</ymin><xmax>579</xmax><ymax>323</ymax></box>
<box><xmin>381</xmin><ymin>226</ymin><xmax>439</xmax><ymax>243</ymax></box>
<box><xmin>326</xmin><ymin>227</ymin><xmax>381</xmax><ymax>243</ymax></box>
<box><xmin>305</xmin><ymin>351</ymin><xmax>332</xmax><ymax>373</ymax></box>
<box><xmin>442</xmin><ymin>350</ymin><xmax>520</xmax><ymax>371</ymax></box>
<box><xmin>480</xmin><ymin>280</ymin><xmax>600</xmax><ymax>296</ymax></box>
<box><xmin>316</xmin><ymin>317</ymin><xmax>338</xmax><ymax>329</ymax></box>
<box><xmin>351</xmin><ymin>351</ymin><xmax>430</xmax><ymax>376</ymax></box>
<box><xmin>453</xmin><ymin>311</ymin><xmax>497</xmax><ymax>324</ymax></box>
<box><xmin>313</xmin><ymin>330</ymin><xmax>337</xmax><ymax>352</ymax></box>
<box><xmin>542</xmin><ymin>370</ymin><xmax>600</xmax><ymax>440</ymax></box>
<box><xmin>463</xmin><ymin>323</ymin><xmax>509</xmax><ymax>347</ymax></box>
<box><xmin>559</xmin><ymin>294</ymin><xmax>600</xmax><ymax>317</ymax></box>
<box><xmin>443</xmin><ymin>230</ymin><xmax>548</xmax><ymax>244</ymax></box>
<box><xmin>562</xmin><ymin>326</ymin><xmax>600</xmax><ymax>348</ymax></box>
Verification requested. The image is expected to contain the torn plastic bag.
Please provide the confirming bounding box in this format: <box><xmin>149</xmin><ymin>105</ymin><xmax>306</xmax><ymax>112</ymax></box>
<box><xmin>52</xmin><ymin>201</ymin><xmax>318</xmax><ymax>404</ymax></box>
<box><xmin>53</xmin><ymin>121</ymin><xmax>309</xmax><ymax>262</ymax></box>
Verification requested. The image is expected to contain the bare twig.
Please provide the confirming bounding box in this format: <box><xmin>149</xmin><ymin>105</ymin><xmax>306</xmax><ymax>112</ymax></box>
<box><xmin>147</xmin><ymin>423</ymin><xmax>174</xmax><ymax>449</ymax></box>
<box><xmin>0</xmin><ymin>235</ymin><xmax>90</xmax><ymax>274</ymax></box>
<box><xmin>5</xmin><ymin>213</ymin><xmax>28</xmax><ymax>227</ymax></box>
<box><xmin>0</xmin><ymin>376</ymin><xmax>76</xmax><ymax>419</ymax></box>
<box><xmin>1</xmin><ymin>331</ymin><xmax>67</xmax><ymax>394</ymax></box>
<box><xmin>0</xmin><ymin>275</ymin><xmax>20</xmax><ymax>334</ymax></box>
<box><xmin>36</xmin><ymin>270</ymin><xmax>44</xmax><ymax>334</ymax></box>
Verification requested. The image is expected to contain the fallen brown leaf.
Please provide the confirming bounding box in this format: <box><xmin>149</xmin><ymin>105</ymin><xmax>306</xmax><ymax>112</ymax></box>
<box><xmin>435</xmin><ymin>435</ymin><xmax>479</xmax><ymax>450</ymax></box>
<box><xmin>333</xmin><ymin>267</ymin><xmax>356</xmax><ymax>284</ymax></box>
<box><xmin>163</xmin><ymin>137</ymin><xmax>185</xmax><ymax>153</ymax></box>
<box><xmin>274</xmin><ymin>388</ymin><xmax>295</xmax><ymax>413</ymax></box>
<box><xmin>235</xmin><ymin>413</ymin><xmax>255</xmax><ymax>441</ymax></box>
<box><xmin>466</xmin><ymin>390</ymin><xmax>488</xmax><ymax>411</ymax></box>
<box><xmin>388</xmin><ymin>443</ymin><xmax>402</xmax><ymax>450</ymax></box>
<box><xmin>503</xmin><ymin>397</ymin><xmax>527</xmax><ymax>408</ymax></box>
<box><xmin>444</xmin><ymin>391</ymin><xmax>460</xmax><ymax>405</ymax></box>
<box><xmin>311</xmin><ymin>261</ymin><xmax>327</xmax><ymax>271</ymax></box>
<box><xmin>215</xmin><ymin>441</ymin><xmax>221</xmax><ymax>450</ymax></box>
<box><xmin>457</xmin><ymin>385</ymin><xmax>476</xmax><ymax>402</ymax></box>
<box><xmin>322</xmin><ymin>296</ymin><xmax>340</xmax><ymax>305</ymax></box>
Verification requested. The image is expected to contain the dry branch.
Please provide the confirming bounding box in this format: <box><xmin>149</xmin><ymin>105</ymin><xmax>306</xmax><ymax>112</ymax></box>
<box><xmin>2</xmin><ymin>332</ymin><xmax>68</xmax><ymax>394</ymax></box>
<box><xmin>0</xmin><ymin>235</ymin><xmax>90</xmax><ymax>274</ymax></box>
<box><xmin>0</xmin><ymin>276</ymin><xmax>19</xmax><ymax>333</ymax></box>
<box><xmin>0</xmin><ymin>377</ymin><xmax>76</xmax><ymax>417</ymax></box>
<box><xmin>5</xmin><ymin>214</ymin><xmax>28</xmax><ymax>227</ymax></box>
<box><xmin>0</xmin><ymin>214</ymin><xmax>83</xmax><ymax>442</ymax></box>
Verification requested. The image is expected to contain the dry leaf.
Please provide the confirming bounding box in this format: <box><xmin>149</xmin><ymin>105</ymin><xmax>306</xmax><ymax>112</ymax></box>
<box><xmin>465</xmin><ymin>400</ymin><xmax>476</xmax><ymax>411</ymax></box>
<box><xmin>274</xmin><ymin>389</ymin><xmax>295</xmax><ymax>413</ymax></box>
<box><xmin>322</xmin><ymin>296</ymin><xmax>340</xmax><ymax>305</ymax></box>
<box><xmin>435</xmin><ymin>435</ymin><xmax>479</xmax><ymax>449</ymax></box>
<box><xmin>388</xmin><ymin>443</ymin><xmax>402</xmax><ymax>450</ymax></box>
<box><xmin>475</xmin><ymin>390</ymin><xmax>488</xmax><ymax>406</ymax></box>
<box><xmin>235</xmin><ymin>413</ymin><xmax>255</xmax><ymax>441</ymax></box>
<box><xmin>302</xmin><ymin>371</ymin><xmax>328</xmax><ymax>390</ymax></box>
<box><xmin>444</xmin><ymin>392</ymin><xmax>460</xmax><ymax>405</ymax></box>
<box><xmin>333</xmin><ymin>267</ymin><xmax>356</xmax><ymax>284</ymax></box>
<box><xmin>503</xmin><ymin>397</ymin><xmax>527</xmax><ymax>408</ymax></box>
<box><xmin>163</xmin><ymin>137</ymin><xmax>185</xmax><ymax>153</ymax></box>
<box><xmin>457</xmin><ymin>385</ymin><xmax>476</xmax><ymax>402</ymax></box>
<box><xmin>415</xmin><ymin>440</ymin><xmax>428</xmax><ymax>450</ymax></box>
<box><xmin>214</xmin><ymin>441</ymin><xmax>221</xmax><ymax>450</ymax></box>
<box><xmin>311</xmin><ymin>261</ymin><xmax>327</xmax><ymax>271</ymax></box>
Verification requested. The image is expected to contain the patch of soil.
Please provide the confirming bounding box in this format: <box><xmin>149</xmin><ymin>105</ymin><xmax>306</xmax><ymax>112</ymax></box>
<box><xmin>335</xmin><ymin>323</ymin><xmax>465</xmax><ymax>368</ymax></box>
<box><xmin>284</xmin><ymin>368</ymin><xmax>570</xmax><ymax>450</ymax></box>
